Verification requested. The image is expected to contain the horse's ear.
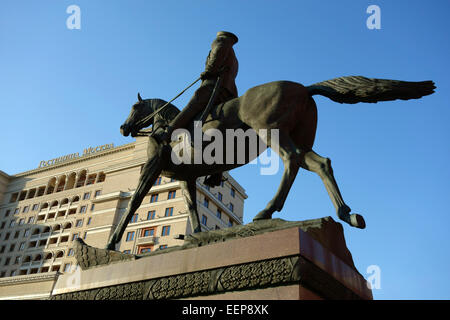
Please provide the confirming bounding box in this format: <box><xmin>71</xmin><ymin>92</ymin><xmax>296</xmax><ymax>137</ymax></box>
<box><xmin>138</xmin><ymin>92</ymin><xmax>143</xmax><ymax>102</ymax></box>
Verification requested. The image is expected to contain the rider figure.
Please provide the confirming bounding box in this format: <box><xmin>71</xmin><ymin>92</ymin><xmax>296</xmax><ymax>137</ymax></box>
<box><xmin>153</xmin><ymin>31</ymin><xmax>239</xmax><ymax>186</ymax></box>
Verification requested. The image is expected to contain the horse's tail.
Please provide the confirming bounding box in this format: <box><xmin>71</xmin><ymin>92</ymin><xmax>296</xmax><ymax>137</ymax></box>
<box><xmin>306</xmin><ymin>76</ymin><xmax>435</xmax><ymax>104</ymax></box>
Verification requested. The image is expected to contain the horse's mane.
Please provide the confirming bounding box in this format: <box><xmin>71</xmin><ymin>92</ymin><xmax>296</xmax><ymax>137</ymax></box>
<box><xmin>149</xmin><ymin>98</ymin><xmax>180</xmax><ymax>123</ymax></box>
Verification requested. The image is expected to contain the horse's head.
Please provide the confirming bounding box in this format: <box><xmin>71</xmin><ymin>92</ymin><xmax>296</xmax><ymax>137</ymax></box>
<box><xmin>121</xmin><ymin>93</ymin><xmax>154</xmax><ymax>137</ymax></box>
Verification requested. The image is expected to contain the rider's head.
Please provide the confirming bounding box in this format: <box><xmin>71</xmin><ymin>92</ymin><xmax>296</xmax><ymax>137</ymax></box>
<box><xmin>216</xmin><ymin>31</ymin><xmax>238</xmax><ymax>45</ymax></box>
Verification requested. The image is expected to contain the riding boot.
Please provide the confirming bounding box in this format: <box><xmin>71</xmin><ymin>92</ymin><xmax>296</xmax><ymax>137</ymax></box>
<box><xmin>204</xmin><ymin>173</ymin><xmax>224</xmax><ymax>187</ymax></box>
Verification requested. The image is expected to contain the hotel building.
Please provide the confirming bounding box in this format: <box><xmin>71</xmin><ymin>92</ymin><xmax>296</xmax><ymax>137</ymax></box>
<box><xmin>0</xmin><ymin>136</ymin><xmax>247</xmax><ymax>299</ymax></box>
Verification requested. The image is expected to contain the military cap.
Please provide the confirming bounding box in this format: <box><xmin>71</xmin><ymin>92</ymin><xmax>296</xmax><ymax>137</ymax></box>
<box><xmin>216</xmin><ymin>31</ymin><xmax>238</xmax><ymax>44</ymax></box>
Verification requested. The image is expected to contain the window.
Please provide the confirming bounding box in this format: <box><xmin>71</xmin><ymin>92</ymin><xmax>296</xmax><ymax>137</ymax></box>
<box><xmin>97</xmin><ymin>172</ymin><xmax>106</xmax><ymax>183</ymax></box>
<box><xmin>161</xmin><ymin>226</ymin><xmax>171</xmax><ymax>236</ymax></box>
<box><xmin>4</xmin><ymin>257</ymin><xmax>11</xmax><ymax>266</ymax></box>
<box><xmin>86</xmin><ymin>174</ymin><xmax>96</xmax><ymax>185</ymax></box>
<box><xmin>91</xmin><ymin>204</ymin><xmax>95</xmax><ymax>211</ymax></box>
<box><xmin>27</xmin><ymin>217</ymin><xmax>34</xmax><ymax>224</ymax></box>
<box><xmin>216</xmin><ymin>209</ymin><xmax>222</xmax><ymax>220</ymax></box>
<box><xmin>5</xmin><ymin>210</ymin><xmax>10</xmax><ymax>217</ymax></box>
<box><xmin>141</xmin><ymin>228</ymin><xmax>155</xmax><ymax>237</ymax></box>
<box><xmin>131</xmin><ymin>214</ymin><xmax>139</xmax><ymax>223</ymax></box>
<box><xmin>68</xmin><ymin>248</ymin><xmax>74</xmax><ymax>256</ymax></box>
<box><xmin>72</xmin><ymin>233</ymin><xmax>79</xmax><ymax>241</ymax></box>
<box><xmin>18</xmin><ymin>219</ymin><xmax>25</xmax><ymax>225</ymax></box>
<box><xmin>94</xmin><ymin>190</ymin><xmax>101</xmax><ymax>198</ymax></box>
<box><xmin>80</xmin><ymin>206</ymin><xmax>87</xmax><ymax>213</ymax></box>
<box><xmin>230</xmin><ymin>188</ymin><xmax>235</xmax><ymax>198</ymax></box>
<box><xmin>201</xmin><ymin>215</ymin><xmax>207</xmax><ymax>226</ymax></box>
<box><xmin>83</xmin><ymin>192</ymin><xmax>90</xmax><ymax>200</ymax></box>
<box><xmin>0</xmin><ymin>246</ymin><xmax>4</xmax><ymax>253</ymax></box>
<box><xmin>24</xmin><ymin>229</ymin><xmax>30</xmax><ymax>237</ymax></box>
<box><xmin>126</xmin><ymin>231</ymin><xmax>135</xmax><ymax>242</ymax></box>
<box><xmin>159</xmin><ymin>245</ymin><xmax>168</xmax><ymax>250</ymax></box>
<box><xmin>5</xmin><ymin>233</ymin><xmax>10</xmax><ymax>240</ymax></box>
<box><xmin>14</xmin><ymin>231</ymin><xmax>20</xmax><ymax>239</ymax></box>
<box><xmin>32</xmin><ymin>204</ymin><xmax>39</xmax><ymax>211</ymax></box>
<box><xmin>165</xmin><ymin>207</ymin><xmax>173</xmax><ymax>217</ymax></box>
<box><xmin>153</xmin><ymin>177</ymin><xmax>161</xmax><ymax>186</ymax></box>
<box><xmin>10</xmin><ymin>193</ymin><xmax>18</xmax><ymax>203</ymax></box>
<box><xmin>83</xmin><ymin>232</ymin><xmax>87</xmax><ymax>240</ymax></box>
<box><xmin>14</xmin><ymin>208</ymin><xmax>19</xmax><ymax>215</ymax></box>
<box><xmin>203</xmin><ymin>198</ymin><xmax>209</xmax><ymax>208</ymax></box>
<box><xmin>76</xmin><ymin>219</ymin><xmax>83</xmax><ymax>227</ymax></box>
<box><xmin>147</xmin><ymin>210</ymin><xmax>155</xmax><ymax>220</ymax></box>
<box><xmin>0</xmin><ymin>222</ymin><xmax>5</xmax><ymax>229</ymax></box>
<box><xmin>217</xmin><ymin>192</ymin><xmax>223</xmax><ymax>202</ymax></box>
<box><xmin>14</xmin><ymin>256</ymin><xmax>21</xmax><ymax>264</ymax></box>
<box><xmin>150</xmin><ymin>194</ymin><xmax>159</xmax><ymax>203</ymax></box>
<box><xmin>64</xmin><ymin>263</ymin><xmax>72</xmax><ymax>272</ymax></box>
<box><xmin>168</xmin><ymin>190</ymin><xmax>176</xmax><ymax>199</ymax></box>
<box><xmin>139</xmin><ymin>247</ymin><xmax>152</xmax><ymax>254</ymax></box>
<box><xmin>23</xmin><ymin>206</ymin><xmax>29</xmax><ymax>213</ymax></box>
<box><xmin>9</xmin><ymin>244</ymin><xmax>15</xmax><ymax>252</ymax></box>
<box><xmin>220</xmin><ymin>180</ymin><xmax>224</xmax><ymax>187</ymax></box>
<box><xmin>228</xmin><ymin>203</ymin><xmax>234</xmax><ymax>212</ymax></box>
<box><xmin>87</xmin><ymin>217</ymin><xmax>92</xmax><ymax>225</ymax></box>
<box><xmin>9</xmin><ymin>220</ymin><xmax>15</xmax><ymax>228</ymax></box>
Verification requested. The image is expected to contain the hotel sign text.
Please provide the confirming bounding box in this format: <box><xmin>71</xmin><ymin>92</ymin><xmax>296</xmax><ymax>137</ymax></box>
<box><xmin>38</xmin><ymin>143</ymin><xmax>114</xmax><ymax>168</ymax></box>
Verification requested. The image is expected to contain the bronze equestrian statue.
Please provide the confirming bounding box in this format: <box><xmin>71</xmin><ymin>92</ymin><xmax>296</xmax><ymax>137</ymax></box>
<box><xmin>105</xmin><ymin>33</ymin><xmax>435</xmax><ymax>251</ymax></box>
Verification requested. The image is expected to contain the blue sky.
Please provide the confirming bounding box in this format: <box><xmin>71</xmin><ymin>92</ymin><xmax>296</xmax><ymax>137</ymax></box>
<box><xmin>1</xmin><ymin>1</ymin><xmax>449</xmax><ymax>299</ymax></box>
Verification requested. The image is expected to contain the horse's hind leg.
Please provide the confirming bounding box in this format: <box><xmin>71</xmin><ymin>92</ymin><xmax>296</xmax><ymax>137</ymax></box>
<box><xmin>300</xmin><ymin>150</ymin><xmax>366</xmax><ymax>229</ymax></box>
<box><xmin>253</xmin><ymin>132</ymin><xmax>302</xmax><ymax>221</ymax></box>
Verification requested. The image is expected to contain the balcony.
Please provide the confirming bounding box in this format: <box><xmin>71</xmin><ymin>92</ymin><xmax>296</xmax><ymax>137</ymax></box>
<box><xmin>30</xmin><ymin>233</ymin><xmax>40</xmax><ymax>240</ymax></box>
<box><xmin>137</xmin><ymin>236</ymin><xmax>157</xmax><ymax>245</ymax></box>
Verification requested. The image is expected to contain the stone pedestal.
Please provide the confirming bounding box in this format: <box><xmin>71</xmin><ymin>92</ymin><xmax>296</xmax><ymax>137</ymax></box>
<box><xmin>50</xmin><ymin>217</ymin><xmax>372</xmax><ymax>300</ymax></box>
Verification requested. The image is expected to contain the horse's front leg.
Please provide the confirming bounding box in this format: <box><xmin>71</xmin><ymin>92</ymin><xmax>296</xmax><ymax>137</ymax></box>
<box><xmin>180</xmin><ymin>179</ymin><xmax>201</xmax><ymax>233</ymax></box>
<box><xmin>105</xmin><ymin>139</ymin><xmax>164</xmax><ymax>250</ymax></box>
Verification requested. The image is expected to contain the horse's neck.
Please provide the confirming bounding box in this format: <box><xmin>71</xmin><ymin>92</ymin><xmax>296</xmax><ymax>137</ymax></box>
<box><xmin>149</xmin><ymin>99</ymin><xmax>180</xmax><ymax>120</ymax></box>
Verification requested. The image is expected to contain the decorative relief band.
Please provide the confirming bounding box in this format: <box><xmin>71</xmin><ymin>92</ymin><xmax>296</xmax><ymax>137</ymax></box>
<box><xmin>50</xmin><ymin>254</ymin><xmax>360</xmax><ymax>300</ymax></box>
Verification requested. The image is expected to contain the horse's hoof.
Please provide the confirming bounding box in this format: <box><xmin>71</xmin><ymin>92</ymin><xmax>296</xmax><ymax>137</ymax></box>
<box><xmin>253</xmin><ymin>210</ymin><xmax>272</xmax><ymax>221</ymax></box>
<box><xmin>349</xmin><ymin>214</ymin><xmax>366</xmax><ymax>229</ymax></box>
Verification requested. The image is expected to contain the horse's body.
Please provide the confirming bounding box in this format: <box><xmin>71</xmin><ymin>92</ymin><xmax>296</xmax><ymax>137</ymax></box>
<box><xmin>159</xmin><ymin>81</ymin><xmax>315</xmax><ymax>178</ymax></box>
<box><xmin>106</xmin><ymin>76</ymin><xmax>434</xmax><ymax>250</ymax></box>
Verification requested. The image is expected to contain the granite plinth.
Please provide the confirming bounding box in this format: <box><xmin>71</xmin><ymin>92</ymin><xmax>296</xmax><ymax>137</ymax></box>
<box><xmin>50</xmin><ymin>217</ymin><xmax>372</xmax><ymax>300</ymax></box>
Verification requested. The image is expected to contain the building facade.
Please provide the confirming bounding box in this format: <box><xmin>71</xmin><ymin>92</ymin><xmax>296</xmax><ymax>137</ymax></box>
<box><xmin>0</xmin><ymin>136</ymin><xmax>246</xmax><ymax>298</ymax></box>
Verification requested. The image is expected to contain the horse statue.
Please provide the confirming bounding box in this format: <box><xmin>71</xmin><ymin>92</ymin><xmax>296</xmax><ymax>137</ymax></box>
<box><xmin>105</xmin><ymin>76</ymin><xmax>435</xmax><ymax>250</ymax></box>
